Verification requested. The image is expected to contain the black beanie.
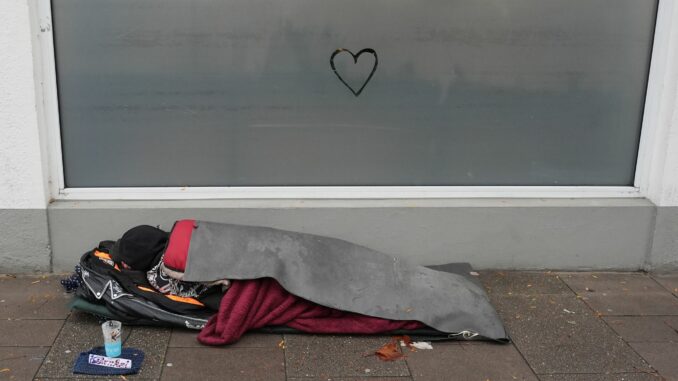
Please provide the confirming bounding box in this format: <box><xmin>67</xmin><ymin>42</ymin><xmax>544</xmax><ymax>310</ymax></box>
<box><xmin>110</xmin><ymin>225</ymin><xmax>169</xmax><ymax>271</ymax></box>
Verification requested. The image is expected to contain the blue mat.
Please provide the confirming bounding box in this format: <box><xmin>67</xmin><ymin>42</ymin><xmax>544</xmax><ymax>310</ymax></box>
<box><xmin>73</xmin><ymin>346</ymin><xmax>144</xmax><ymax>375</ymax></box>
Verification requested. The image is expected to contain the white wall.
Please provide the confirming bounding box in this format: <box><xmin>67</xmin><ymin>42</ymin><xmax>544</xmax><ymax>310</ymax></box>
<box><xmin>0</xmin><ymin>0</ymin><xmax>51</xmax><ymax>272</ymax></box>
<box><xmin>0</xmin><ymin>0</ymin><xmax>48</xmax><ymax>210</ymax></box>
<box><xmin>642</xmin><ymin>0</ymin><xmax>678</xmax><ymax>207</ymax></box>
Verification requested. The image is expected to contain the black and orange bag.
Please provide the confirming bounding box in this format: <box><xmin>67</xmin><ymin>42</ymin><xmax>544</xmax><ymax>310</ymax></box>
<box><xmin>74</xmin><ymin>242</ymin><xmax>213</xmax><ymax>329</ymax></box>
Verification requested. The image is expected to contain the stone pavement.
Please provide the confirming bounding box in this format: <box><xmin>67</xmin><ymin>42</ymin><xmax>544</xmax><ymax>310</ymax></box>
<box><xmin>1</xmin><ymin>271</ymin><xmax>677</xmax><ymax>380</ymax></box>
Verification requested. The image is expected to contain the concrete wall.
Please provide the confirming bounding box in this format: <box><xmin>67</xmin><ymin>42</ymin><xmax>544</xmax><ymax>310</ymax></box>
<box><xmin>651</xmin><ymin>207</ymin><xmax>678</xmax><ymax>269</ymax></box>
<box><xmin>48</xmin><ymin>199</ymin><xmax>655</xmax><ymax>272</ymax></box>
<box><xmin>0</xmin><ymin>0</ymin><xmax>50</xmax><ymax>272</ymax></box>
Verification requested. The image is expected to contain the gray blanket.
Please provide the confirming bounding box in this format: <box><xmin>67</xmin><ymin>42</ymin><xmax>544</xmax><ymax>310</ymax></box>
<box><xmin>182</xmin><ymin>221</ymin><xmax>508</xmax><ymax>341</ymax></box>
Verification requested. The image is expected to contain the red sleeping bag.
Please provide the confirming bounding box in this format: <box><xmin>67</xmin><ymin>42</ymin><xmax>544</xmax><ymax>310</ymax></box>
<box><xmin>199</xmin><ymin>277</ymin><xmax>423</xmax><ymax>345</ymax></box>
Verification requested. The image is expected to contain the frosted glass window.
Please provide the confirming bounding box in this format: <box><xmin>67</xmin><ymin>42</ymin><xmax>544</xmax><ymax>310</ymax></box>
<box><xmin>52</xmin><ymin>0</ymin><xmax>657</xmax><ymax>187</ymax></box>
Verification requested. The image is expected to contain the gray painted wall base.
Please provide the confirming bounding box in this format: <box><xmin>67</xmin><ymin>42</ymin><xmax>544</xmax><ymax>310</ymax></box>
<box><xmin>47</xmin><ymin>199</ymin><xmax>658</xmax><ymax>272</ymax></box>
<box><xmin>0</xmin><ymin>209</ymin><xmax>51</xmax><ymax>273</ymax></box>
<box><xmin>650</xmin><ymin>207</ymin><xmax>678</xmax><ymax>270</ymax></box>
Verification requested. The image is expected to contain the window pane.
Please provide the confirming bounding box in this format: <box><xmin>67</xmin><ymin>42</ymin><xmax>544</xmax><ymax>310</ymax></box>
<box><xmin>53</xmin><ymin>0</ymin><xmax>657</xmax><ymax>187</ymax></box>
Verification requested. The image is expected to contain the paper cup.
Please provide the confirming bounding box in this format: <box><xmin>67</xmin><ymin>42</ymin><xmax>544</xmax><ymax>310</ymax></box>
<box><xmin>101</xmin><ymin>320</ymin><xmax>122</xmax><ymax>357</ymax></box>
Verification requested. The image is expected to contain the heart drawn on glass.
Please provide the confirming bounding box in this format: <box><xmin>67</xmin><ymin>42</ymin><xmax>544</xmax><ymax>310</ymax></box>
<box><xmin>330</xmin><ymin>48</ymin><xmax>378</xmax><ymax>97</ymax></box>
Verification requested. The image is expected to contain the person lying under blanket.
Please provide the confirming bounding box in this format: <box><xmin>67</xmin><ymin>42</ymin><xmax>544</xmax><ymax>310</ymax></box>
<box><xmin>68</xmin><ymin>221</ymin><xmax>508</xmax><ymax>345</ymax></box>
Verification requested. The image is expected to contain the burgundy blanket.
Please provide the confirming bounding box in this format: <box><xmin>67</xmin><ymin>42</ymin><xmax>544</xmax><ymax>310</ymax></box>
<box><xmin>198</xmin><ymin>278</ymin><xmax>424</xmax><ymax>345</ymax></box>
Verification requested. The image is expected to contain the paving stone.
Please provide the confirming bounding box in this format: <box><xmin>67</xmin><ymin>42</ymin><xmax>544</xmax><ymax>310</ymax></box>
<box><xmin>559</xmin><ymin>273</ymin><xmax>667</xmax><ymax>294</ymax></box>
<box><xmin>161</xmin><ymin>347</ymin><xmax>284</xmax><ymax>381</ymax></box>
<box><xmin>480</xmin><ymin>271</ymin><xmax>572</xmax><ymax>296</ymax></box>
<box><xmin>0</xmin><ymin>275</ymin><xmax>72</xmax><ymax>319</ymax></box>
<box><xmin>559</xmin><ymin>273</ymin><xmax>678</xmax><ymax>316</ymax></box>
<box><xmin>123</xmin><ymin>326</ymin><xmax>171</xmax><ymax>380</ymax></box>
<box><xmin>169</xmin><ymin>328</ymin><xmax>281</xmax><ymax>348</ymax></box>
<box><xmin>34</xmin><ymin>378</ymin><xmax>156</xmax><ymax>381</ymax></box>
<box><xmin>34</xmin><ymin>312</ymin><xmax>138</xmax><ymax>379</ymax></box>
<box><xmin>287</xmin><ymin>372</ymin><xmax>412</xmax><ymax>381</ymax></box>
<box><xmin>284</xmin><ymin>334</ymin><xmax>410</xmax><ymax>378</ymax></box>
<box><xmin>629</xmin><ymin>342</ymin><xmax>678</xmax><ymax>380</ymax></box>
<box><xmin>0</xmin><ymin>347</ymin><xmax>48</xmax><ymax>380</ymax></box>
<box><xmin>0</xmin><ymin>319</ymin><xmax>64</xmax><ymax>346</ymax></box>
<box><xmin>492</xmin><ymin>294</ymin><xmax>651</xmax><ymax>374</ymax></box>
<box><xmin>665</xmin><ymin>316</ymin><xmax>678</xmax><ymax>332</ymax></box>
<box><xmin>603</xmin><ymin>316</ymin><xmax>678</xmax><ymax>342</ymax></box>
<box><xmin>538</xmin><ymin>374</ymin><xmax>659</xmax><ymax>381</ymax></box>
<box><xmin>579</xmin><ymin>293</ymin><xmax>678</xmax><ymax>316</ymax></box>
<box><xmin>652</xmin><ymin>273</ymin><xmax>678</xmax><ymax>296</ymax></box>
<box><xmin>406</xmin><ymin>342</ymin><xmax>537</xmax><ymax>380</ymax></box>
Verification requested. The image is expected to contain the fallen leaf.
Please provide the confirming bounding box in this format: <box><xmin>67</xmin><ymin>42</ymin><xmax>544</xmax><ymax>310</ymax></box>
<box><xmin>375</xmin><ymin>338</ymin><xmax>404</xmax><ymax>361</ymax></box>
<box><xmin>0</xmin><ymin>368</ymin><xmax>9</xmax><ymax>373</ymax></box>
<box><xmin>31</xmin><ymin>280</ymin><xmax>41</xmax><ymax>284</ymax></box>
<box><xmin>277</xmin><ymin>339</ymin><xmax>286</xmax><ymax>349</ymax></box>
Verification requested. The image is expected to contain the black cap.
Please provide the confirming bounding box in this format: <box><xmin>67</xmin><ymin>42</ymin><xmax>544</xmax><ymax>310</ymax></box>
<box><xmin>110</xmin><ymin>225</ymin><xmax>169</xmax><ymax>271</ymax></box>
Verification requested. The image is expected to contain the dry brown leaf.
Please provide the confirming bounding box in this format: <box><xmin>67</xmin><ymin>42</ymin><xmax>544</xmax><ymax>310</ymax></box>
<box><xmin>375</xmin><ymin>338</ymin><xmax>404</xmax><ymax>361</ymax></box>
<box><xmin>277</xmin><ymin>339</ymin><xmax>286</xmax><ymax>349</ymax></box>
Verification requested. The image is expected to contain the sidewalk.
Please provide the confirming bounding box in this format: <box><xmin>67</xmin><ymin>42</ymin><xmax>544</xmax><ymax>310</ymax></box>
<box><xmin>1</xmin><ymin>271</ymin><xmax>677</xmax><ymax>380</ymax></box>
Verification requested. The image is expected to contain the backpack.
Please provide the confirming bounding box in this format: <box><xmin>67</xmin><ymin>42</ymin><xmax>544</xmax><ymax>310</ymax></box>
<box><xmin>74</xmin><ymin>243</ymin><xmax>213</xmax><ymax>329</ymax></box>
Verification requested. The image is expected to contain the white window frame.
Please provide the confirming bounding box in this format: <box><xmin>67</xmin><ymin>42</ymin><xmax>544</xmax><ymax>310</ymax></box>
<box><xmin>35</xmin><ymin>0</ymin><xmax>673</xmax><ymax>200</ymax></box>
